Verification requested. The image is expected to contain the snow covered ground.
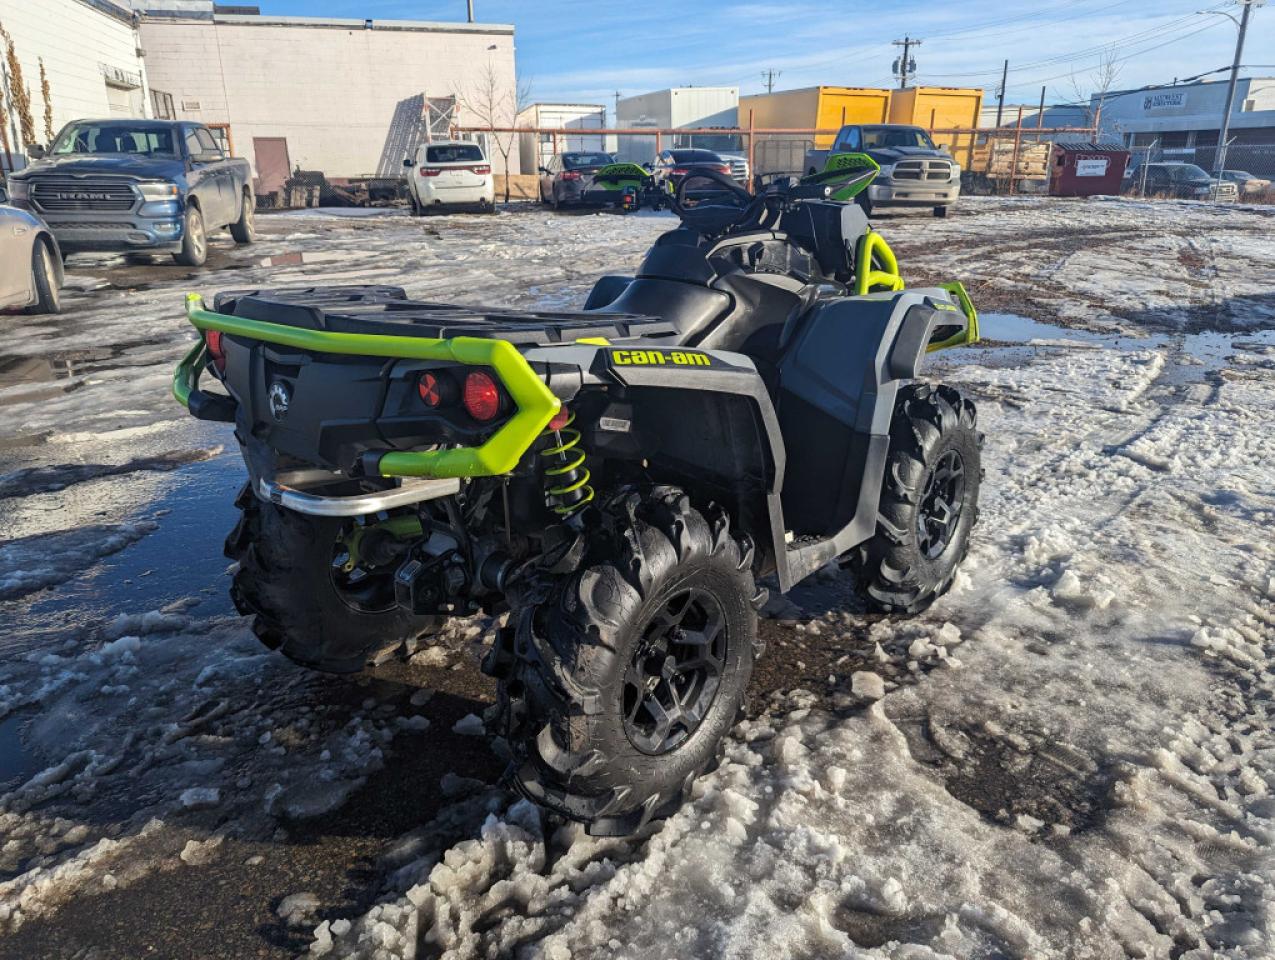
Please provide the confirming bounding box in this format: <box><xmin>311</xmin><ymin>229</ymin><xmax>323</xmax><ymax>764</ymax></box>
<box><xmin>0</xmin><ymin>198</ymin><xmax>1271</xmax><ymax>959</ymax></box>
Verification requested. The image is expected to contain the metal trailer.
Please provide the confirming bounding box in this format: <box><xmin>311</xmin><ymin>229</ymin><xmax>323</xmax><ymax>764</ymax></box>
<box><xmin>615</xmin><ymin>87</ymin><xmax>741</xmax><ymax>162</ymax></box>
<box><xmin>516</xmin><ymin>103</ymin><xmax>609</xmax><ymax>173</ymax></box>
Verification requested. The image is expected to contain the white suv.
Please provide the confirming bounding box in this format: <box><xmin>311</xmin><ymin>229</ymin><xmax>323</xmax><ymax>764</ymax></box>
<box><xmin>405</xmin><ymin>141</ymin><xmax>495</xmax><ymax>213</ymax></box>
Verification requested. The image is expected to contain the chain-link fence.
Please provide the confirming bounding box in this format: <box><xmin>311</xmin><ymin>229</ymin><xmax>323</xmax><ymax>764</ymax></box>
<box><xmin>752</xmin><ymin>137</ymin><xmax>816</xmax><ymax>178</ymax></box>
<box><xmin>1125</xmin><ymin>144</ymin><xmax>1275</xmax><ymax>202</ymax></box>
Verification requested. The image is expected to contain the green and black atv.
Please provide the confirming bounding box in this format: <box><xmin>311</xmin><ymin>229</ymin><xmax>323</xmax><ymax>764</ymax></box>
<box><xmin>174</xmin><ymin>158</ymin><xmax>982</xmax><ymax>835</ymax></box>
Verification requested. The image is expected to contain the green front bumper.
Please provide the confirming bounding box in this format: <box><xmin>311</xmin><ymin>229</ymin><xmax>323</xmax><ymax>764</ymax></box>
<box><xmin>173</xmin><ymin>294</ymin><xmax>561</xmax><ymax>480</ymax></box>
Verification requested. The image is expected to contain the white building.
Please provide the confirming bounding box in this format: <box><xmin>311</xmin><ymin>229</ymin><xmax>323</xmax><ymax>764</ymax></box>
<box><xmin>516</xmin><ymin>102</ymin><xmax>609</xmax><ymax>172</ymax></box>
<box><xmin>0</xmin><ymin>0</ymin><xmax>148</xmax><ymax>170</ymax></box>
<box><xmin>1093</xmin><ymin>77</ymin><xmax>1275</xmax><ymax>173</ymax></box>
<box><xmin>1095</xmin><ymin>77</ymin><xmax>1275</xmax><ymax>145</ymax></box>
<box><xmin>136</xmin><ymin>5</ymin><xmax>518</xmax><ymax>192</ymax></box>
<box><xmin>615</xmin><ymin>86</ymin><xmax>740</xmax><ymax>162</ymax></box>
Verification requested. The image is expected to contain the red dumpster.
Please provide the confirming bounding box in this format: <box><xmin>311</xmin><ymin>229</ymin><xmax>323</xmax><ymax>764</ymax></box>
<box><xmin>1049</xmin><ymin>142</ymin><xmax>1131</xmax><ymax>197</ymax></box>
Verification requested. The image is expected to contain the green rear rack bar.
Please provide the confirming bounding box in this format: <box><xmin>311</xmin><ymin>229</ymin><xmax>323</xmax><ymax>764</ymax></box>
<box><xmin>174</xmin><ymin>293</ymin><xmax>560</xmax><ymax>480</ymax></box>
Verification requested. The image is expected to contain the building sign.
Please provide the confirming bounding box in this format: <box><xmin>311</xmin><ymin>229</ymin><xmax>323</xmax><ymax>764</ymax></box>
<box><xmin>1142</xmin><ymin>91</ymin><xmax>1186</xmax><ymax>113</ymax></box>
<box><xmin>1076</xmin><ymin>157</ymin><xmax>1110</xmax><ymax>177</ymax></box>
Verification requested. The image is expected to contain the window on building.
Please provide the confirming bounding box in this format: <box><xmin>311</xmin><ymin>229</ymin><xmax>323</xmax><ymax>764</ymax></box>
<box><xmin>1160</xmin><ymin>131</ymin><xmax>1190</xmax><ymax>149</ymax></box>
<box><xmin>1194</xmin><ymin>130</ymin><xmax>1220</xmax><ymax>147</ymax></box>
<box><xmin>151</xmin><ymin>89</ymin><xmax>176</xmax><ymax>120</ymax></box>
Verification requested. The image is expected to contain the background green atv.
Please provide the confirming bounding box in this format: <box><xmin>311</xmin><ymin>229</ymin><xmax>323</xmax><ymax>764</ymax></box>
<box><xmin>175</xmin><ymin>157</ymin><xmax>982</xmax><ymax>835</ymax></box>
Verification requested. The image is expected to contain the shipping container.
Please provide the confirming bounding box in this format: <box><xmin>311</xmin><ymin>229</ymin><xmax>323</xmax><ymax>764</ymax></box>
<box><xmin>615</xmin><ymin>87</ymin><xmax>740</xmax><ymax>162</ymax></box>
<box><xmin>739</xmin><ymin>87</ymin><xmax>892</xmax><ymax>148</ymax></box>
<box><xmin>888</xmin><ymin>87</ymin><xmax>984</xmax><ymax>167</ymax></box>
<box><xmin>516</xmin><ymin>103</ymin><xmax>610</xmax><ymax>173</ymax></box>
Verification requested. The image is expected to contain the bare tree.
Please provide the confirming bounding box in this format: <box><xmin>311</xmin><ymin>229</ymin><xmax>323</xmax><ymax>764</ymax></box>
<box><xmin>0</xmin><ymin>24</ymin><xmax>34</xmax><ymax>147</ymax></box>
<box><xmin>457</xmin><ymin>62</ymin><xmax>531</xmax><ymax>203</ymax></box>
<box><xmin>1067</xmin><ymin>47</ymin><xmax>1123</xmax><ymax>128</ymax></box>
<box><xmin>1</xmin><ymin>29</ymin><xmax>33</xmax><ymax>147</ymax></box>
<box><xmin>39</xmin><ymin>57</ymin><xmax>52</xmax><ymax>143</ymax></box>
<box><xmin>0</xmin><ymin>41</ymin><xmax>9</xmax><ymax>171</ymax></box>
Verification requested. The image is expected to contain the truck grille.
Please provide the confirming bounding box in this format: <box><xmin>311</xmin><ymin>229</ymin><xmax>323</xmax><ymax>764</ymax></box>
<box><xmin>893</xmin><ymin>159</ymin><xmax>953</xmax><ymax>182</ymax></box>
<box><xmin>726</xmin><ymin>157</ymin><xmax>749</xmax><ymax>181</ymax></box>
<box><xmin>30</xmin><ymin>177</ymin><xmax>136</xmax><ymax>212</ymax></box>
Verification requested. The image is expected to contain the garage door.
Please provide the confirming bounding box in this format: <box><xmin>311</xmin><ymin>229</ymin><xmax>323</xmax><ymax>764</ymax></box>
<box><xmin>253</xmin><ymin>137</ymin><xmax>291</xmax><ymax>197</ymax></box>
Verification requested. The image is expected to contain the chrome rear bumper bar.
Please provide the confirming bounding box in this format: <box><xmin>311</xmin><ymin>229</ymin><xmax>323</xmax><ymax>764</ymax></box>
<box><xmin>256</xmin><ymin>475</ymin><xmax>460</xmax><ymax>517</ymax></box>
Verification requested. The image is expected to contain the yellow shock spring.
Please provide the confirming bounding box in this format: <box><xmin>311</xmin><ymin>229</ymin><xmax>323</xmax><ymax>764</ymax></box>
<box><xmin>539</xmin><ymin>410</ymin><xmax>595</xmax><ymax>517</ymax></box>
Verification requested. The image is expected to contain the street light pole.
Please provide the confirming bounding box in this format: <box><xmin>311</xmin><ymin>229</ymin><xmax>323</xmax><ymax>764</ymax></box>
<box><xmin>1210</xmin><ymin>0</ymin><xmax>1262</xmax><ymax>175</ymax></box>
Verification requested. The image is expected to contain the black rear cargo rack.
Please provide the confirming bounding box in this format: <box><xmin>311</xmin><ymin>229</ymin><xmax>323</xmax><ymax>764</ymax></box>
<box><xmin>212</xmin><ymin>285</ymin><xmax>680</xmax><ymax>345</ymax></box>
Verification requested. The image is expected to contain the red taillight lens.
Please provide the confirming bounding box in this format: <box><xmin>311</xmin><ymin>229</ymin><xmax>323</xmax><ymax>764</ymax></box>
<box><xmin>671</xmin><ymin>167</ymin><xmax>689</xmax><ymax>176</ymax></box>
<box><xmin>463</xmin><ymin>370</ymin><xmax>504</xmax><ymax>422</ymax></box>
<box><xmin>471</xmin><ymin>164</ymin><xmax>491</xmax><ymax>175</ymax></box>
<box><xmin>205</xmin><ymin>329</ymin><xmax>226</xmax><ymax>375</ymax></box>
<box><xmin>561</xmin><ymin>170</ymin><xmax>582</xmax><ymax>181</ymax></box>
<box><xmin>420</xmin><ymin>166</ymin><xmax>442</xmax><ymax>177</ymax></box>
<box><xmin>717</xmin><ymin>164</ymin><xmax>732</xmax><ymax>175</ymax></box>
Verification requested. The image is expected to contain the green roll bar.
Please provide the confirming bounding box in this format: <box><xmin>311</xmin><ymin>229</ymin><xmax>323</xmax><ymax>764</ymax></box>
<box><xmin>174</xmin><ymin>294</ymin><xmax>560</xmax><ymax>479</ymax></box>
<box><xmin>854</xmin><ymin>232</ymin><xmax>905</xmax><ymax>296</ymax></box>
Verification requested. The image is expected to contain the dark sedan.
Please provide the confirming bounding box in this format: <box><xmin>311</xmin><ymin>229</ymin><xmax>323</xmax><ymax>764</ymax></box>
<box><xmin>538</xmin><ymin>151</ymin><xmax>617</xmax><ymax>208</ymax></box>
<box><xmin>649</xmin><ymin>148</ymin><xmax>732</xmax><ymax>193</ymax></box>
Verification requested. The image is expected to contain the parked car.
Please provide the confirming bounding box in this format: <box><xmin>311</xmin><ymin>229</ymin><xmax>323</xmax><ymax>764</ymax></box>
<box><xmin>1218</xmin><ymin>169</ymin><xmax>1271</xmax><ymax>198</ymax></box>
<box><xmin>649</xmin><ymin>149</ymin><xmax>732</xmax><ymax>193</ymax></box>
<box><xmin>0</xmin><ymin>203</ymin><xmax>62</xmax><ymax>314</ymax></box>
<box><xmin>404</xmin><ymin>141</ymin><xmax>494</xmax><ymax>214</ymax></box>
<box><xmin>7</xmin><ymin>119</ymin><xmax>254</xmax><ymax>267</ymax></box>
<box><xmin>718</xmin><ymin>153</ymin><xmax>751</xmax><ymax>184</ymax></box>
<box><xmin>807</xmin><ymin>124</ymin><xmax>960</xmax><ymax>218</ymax></box>
<box><xmin>537</xmin><ymin>151</ymin><xmax>617</xmax><ymax>208</ymax></box>
<box><xmin>1128</xmin><ymin>162</ymin><xmax>1239</xmax><ymax>202</ymax></box>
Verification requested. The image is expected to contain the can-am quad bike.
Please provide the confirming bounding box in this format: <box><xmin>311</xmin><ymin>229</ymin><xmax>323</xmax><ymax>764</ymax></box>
<box><xmin>174</xmin><ymin>155</ymin><xmax>983</xmax><ymax>836</ymax></box>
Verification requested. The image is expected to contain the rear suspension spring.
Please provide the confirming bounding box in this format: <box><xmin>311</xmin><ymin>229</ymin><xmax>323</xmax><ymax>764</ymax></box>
<box><xmin>539</xmin><ymin>410</ymin><xmax>594</xmax><ymax>517</ymax></box>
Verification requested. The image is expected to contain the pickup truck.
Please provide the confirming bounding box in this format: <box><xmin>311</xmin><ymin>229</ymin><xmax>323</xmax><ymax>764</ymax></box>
<box><xmin>7</xmin><ymin>119</ymin><xmax>254</xmax><ymax>266</ymax></box>
<box><xmin>806</xmin><ymin>124</ymin><xmax>961</xmax><ymax>217</ymax></box>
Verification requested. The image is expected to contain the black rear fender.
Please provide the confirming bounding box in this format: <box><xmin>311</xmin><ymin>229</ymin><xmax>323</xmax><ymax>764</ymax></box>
<box><xmin>773</xmin><ymin>287</ymin><xmax>969</xmax><ymax>589</ymax></box>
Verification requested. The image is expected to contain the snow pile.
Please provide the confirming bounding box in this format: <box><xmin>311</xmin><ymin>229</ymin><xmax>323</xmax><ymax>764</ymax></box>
<box><xmin>0</xmin><ymin>522</ymin><xmax>158</xmax><ymax>601</ymax></box>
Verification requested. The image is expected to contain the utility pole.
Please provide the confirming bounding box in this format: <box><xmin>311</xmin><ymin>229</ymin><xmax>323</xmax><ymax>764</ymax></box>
<box><xmin>466</xmin><ymin>0</ymin><xmax>474</xmax><ymax>23</ymax></box>
<box><xmin>892</xmin><ymin>37</ymin><xmax>921</xmax><ymax>88</ymax></box>
<box><xmin>1214</xmin><ymin>0</ymin><xmax>1263</xmax><ymax>175</ymax></box>
<box><xmin>995</xmin><ymin>60</ymin><xmax>1009</xmax><ymax>127</ymax></box>
<box><xmin>760</xmin><ymin>68</ymin><xmax>781</xmax><ymax>94</ymax></box>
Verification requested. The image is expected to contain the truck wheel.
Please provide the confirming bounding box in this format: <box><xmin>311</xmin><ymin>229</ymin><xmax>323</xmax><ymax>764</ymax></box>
<box><xmin>26</xmin><ymin>240</ymin><xmax>61</xmax><ymax>315</ymax></box>
<box><xmin>849</xmin><ymin>384</ymin><xmax>981</xmax><ymax>615</ymax></box>
<box><xmin>496</xmin><ymin>487</ymin><xmax>759</xmax><ymax>836</ymax></box>
<box><xmin>230</xmin><ymin>190</ymin><xmax>256</xmax><ymax>243</ymax></box>
<box><xmin>224</xmin><ymin>485</ymin><xmax>439</xmax><ymax>673</ymax></box>
<box><xmin>173</xmin><ymin>204</ymin><xmax>207</xmax><ymax>267</ymax></box>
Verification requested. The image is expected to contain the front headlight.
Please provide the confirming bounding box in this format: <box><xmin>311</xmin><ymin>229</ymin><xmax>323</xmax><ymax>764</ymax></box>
<box><xmin>7</xmin><ymin>178</ymin><xmax>29</xmax><ymax>200</ymax></box>
<box><xmin>876</xmin><ymin>164</ymin><xmax>894</xmax><ymax>182</ymax></box>
<box><xmin>951</xmin><ymin>164</ymin><xmax>962</xmax><ymax>180</ymax></box>
<box><xmin>138</xmin><ymin>181</ymin><xmax>179</xmax><ymax>200</ymax></box>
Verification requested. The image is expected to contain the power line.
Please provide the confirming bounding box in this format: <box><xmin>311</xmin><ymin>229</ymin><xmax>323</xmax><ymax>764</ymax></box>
<box><xmin>921</xmin><ymin>7</ymin><xmax>1227</xmax><ymax>82</ymax></box>
<box><xmin>760</xmin><ymin>68</ymin><xmax>781</xmax><ymax>94</ymax></box>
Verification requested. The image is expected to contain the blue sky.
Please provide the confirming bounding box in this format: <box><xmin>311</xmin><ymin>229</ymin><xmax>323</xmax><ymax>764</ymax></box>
<box><xmin>257</xmin><ymin>0</ymin><xmax>1275</xmax><ymax>111</ymax></box>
